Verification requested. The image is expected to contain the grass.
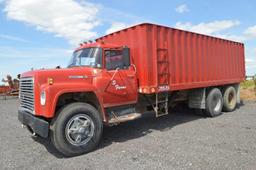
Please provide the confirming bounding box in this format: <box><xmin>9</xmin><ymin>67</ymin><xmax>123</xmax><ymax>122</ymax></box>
<box><xmin>241</xmin><ymin>80</ymin><xmax>255</xmax><ymax>89</ymax></box>
<box><xmin>240</xmin><ymin>80</ymin><xmax>256</xmax><ymax>101</ymax></box>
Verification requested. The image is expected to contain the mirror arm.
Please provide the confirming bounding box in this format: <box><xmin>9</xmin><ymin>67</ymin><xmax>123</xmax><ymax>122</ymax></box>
<box><xmin>131</xmin><ymin>64</ymin><xmax>137</xmax><ymax>74</ymax></box>
<box><xmin>110</xmin><ymin>68</ymin><xmax>120</xmax><ymax>80</ymax></box>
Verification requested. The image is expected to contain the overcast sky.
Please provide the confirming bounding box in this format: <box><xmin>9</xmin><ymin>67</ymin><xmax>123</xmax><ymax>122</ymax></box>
<box><xmin>0</xmin><ymin>0</ymin><xmax>255</xmax><ymax>80</ymax></box>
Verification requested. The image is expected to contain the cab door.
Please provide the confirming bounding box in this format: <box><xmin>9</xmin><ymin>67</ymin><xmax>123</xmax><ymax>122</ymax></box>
<box><xmin>101</xmin><ymin>48</ymin><xmax>138</xmax><ymax>107</ymax></box>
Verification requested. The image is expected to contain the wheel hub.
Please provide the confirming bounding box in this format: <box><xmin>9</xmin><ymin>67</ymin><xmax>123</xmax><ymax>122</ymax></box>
<box><xmin>213</xmin><ymin>96</ymin><xmax>221</xmax><ymax>112</ymax></box>
<box><xmin>65</xmin><ymin>114</ymin><xmax>95</xmax><ymax>146</ymax></box>
<box><xmin>228</xmin><ymin>92</ymin><xmax>235</xmax><ymax>106</ymax></box>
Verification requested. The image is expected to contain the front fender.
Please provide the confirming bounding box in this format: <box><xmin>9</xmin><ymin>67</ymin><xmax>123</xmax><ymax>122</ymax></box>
<box><xmin>36</xmin><ymin>83</ymin><xmax>105</xmax><ymax>120</ymax></box>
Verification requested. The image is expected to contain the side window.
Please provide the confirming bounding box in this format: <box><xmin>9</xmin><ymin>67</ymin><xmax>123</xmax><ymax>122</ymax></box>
<box><xmin>105</xmin><ymin>50</ymin><xmax>129</xmax><ymax>70</ymax></box>
<box><xmin>80</xmin><ymin>48</ymin><xmax>102</xmax><ymax>68</ymax></box>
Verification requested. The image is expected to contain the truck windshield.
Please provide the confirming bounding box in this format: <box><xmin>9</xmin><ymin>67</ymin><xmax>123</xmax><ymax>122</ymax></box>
<box><xmin>68</xmin><ymin>47</ymin><xmax>102</xmax><ymax>68</ymax></box>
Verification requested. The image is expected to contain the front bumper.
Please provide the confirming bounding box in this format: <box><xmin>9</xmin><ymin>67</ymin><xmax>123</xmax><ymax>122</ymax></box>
<box><xmin>18</xmin><ymin>108</ymin><xmax>49</xmax><ymax>138</ymax></box>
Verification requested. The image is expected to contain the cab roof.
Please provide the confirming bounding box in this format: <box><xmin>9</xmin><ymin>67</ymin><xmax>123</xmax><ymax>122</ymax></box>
<box><xmin>75</xmin><ymin>42</ymin><xmax>122</xmax><ymax>52</ymax></box>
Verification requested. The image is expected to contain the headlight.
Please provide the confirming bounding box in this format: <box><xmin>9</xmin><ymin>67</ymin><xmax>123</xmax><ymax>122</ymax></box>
<box><xmin>40</xmin><ymin>90</ymin><xmax>46</xmax><ymax>105</ymax></box>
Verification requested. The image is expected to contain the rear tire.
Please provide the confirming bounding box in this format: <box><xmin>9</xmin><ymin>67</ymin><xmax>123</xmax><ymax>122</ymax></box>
<box><xmin>50</xmin><ymin>102</ymin><xmax>103</xmax><ymax>157</ymax></box>
<box><xmin>222</xmin><ymin>86</ymin><xmax>237</xmax><ymax>112</ymax></box>
<box><xmin>204</xmin><ymin>88</ymin><xmax>223</xmax><ymax>117</ymax></box>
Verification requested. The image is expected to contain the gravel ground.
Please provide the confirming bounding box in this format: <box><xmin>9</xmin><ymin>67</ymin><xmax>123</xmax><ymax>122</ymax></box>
<box><xmin>0</xmin><ymin>98</ymin><xmax>256</xmax><ymax>170</ymax></box>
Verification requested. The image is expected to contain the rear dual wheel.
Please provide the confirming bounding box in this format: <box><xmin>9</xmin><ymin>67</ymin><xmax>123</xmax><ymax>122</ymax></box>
<box><xmin>222</xmin><ymin>86</ymin><xmax>237</xmax><ymax>112</ymax></box>
<box><xmin>202</xmin><ymin>86</ymin><xmax>237</xmax><ymax>117</ymax></box>
<box><xmin>204</xmin><ymin>88</ymin><xmax>224</xmax><ymax>117</ymax></box>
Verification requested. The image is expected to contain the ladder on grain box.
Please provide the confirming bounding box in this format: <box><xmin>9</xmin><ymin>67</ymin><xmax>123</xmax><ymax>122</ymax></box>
<box><xmin>154</xmin><ymin>47</ymin><xmax>170</xmax><ymax>117</ymax></box>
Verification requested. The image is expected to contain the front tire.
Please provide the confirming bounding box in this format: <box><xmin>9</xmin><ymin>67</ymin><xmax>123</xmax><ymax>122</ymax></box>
<box><xmin>50</xmin><ymin>102</ymin><xmax>103</xmax><ymax>157</ymax></box>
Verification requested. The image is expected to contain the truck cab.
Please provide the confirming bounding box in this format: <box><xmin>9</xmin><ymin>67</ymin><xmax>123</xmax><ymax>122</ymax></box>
<box><xmin>18</xmin><ymin>42</ymin><xmax>140</xmax><ymax>156</ymax></box>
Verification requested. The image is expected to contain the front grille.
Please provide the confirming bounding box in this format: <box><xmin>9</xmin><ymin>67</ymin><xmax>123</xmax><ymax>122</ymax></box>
<box><xmin>20</xmin><ymin>77</ymin><xmax>34</xmax><ymax>114</ymax></box>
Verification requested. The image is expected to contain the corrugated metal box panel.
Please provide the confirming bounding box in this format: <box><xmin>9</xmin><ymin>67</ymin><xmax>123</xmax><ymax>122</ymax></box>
<box><xmin>96</xmin><ymin>23</ymin><xmax>245</xmax><ymax>93</ymax></box>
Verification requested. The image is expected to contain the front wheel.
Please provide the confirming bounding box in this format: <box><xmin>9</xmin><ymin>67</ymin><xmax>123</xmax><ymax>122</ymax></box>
<box><xmin>50</xmin><ymin>102</ymin><xmax>103</xmax><ymax>157</ymax></box>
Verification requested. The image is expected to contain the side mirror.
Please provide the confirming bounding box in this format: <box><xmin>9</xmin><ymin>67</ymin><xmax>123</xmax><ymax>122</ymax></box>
<box><xmin>122</xmin><ymin>47</ymin><xmax>130</xmax><ymax>67</ymax></box>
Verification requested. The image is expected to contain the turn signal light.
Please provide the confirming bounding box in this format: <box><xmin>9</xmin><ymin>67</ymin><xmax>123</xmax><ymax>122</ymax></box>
<box><xmin>48</xmin><ymin>78</ymin><xmax>54</xmax><ymax>85</ymax></box>
<box><xmin>143</xmin><ymin>88</ymin><xmax>148</xmax><ymax>93</ymax></box>
<box><xmin>151</xmin><ymin>87</ymin><xmax>156</xmax><ymax>93</ymax></box>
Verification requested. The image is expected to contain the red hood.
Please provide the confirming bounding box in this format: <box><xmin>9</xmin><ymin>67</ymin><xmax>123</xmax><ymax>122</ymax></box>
<box><xmin>21</xmin><ymin>67</ymin><xmax>100</xmax><ymax>86</ymax></box>
<box><xmin>20</xmin><ymin>67</ymin><xmax>103</xmax><ymax>118</ymax></box>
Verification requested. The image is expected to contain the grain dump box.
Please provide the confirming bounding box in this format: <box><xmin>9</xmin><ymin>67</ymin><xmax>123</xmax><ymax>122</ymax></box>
<box><xmin>97</xmin><ymin>23</ymin><xmax>245</xmax><ymax>93</ymax></box>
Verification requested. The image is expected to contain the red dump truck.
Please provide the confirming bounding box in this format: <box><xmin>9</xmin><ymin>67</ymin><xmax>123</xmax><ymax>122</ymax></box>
<box><xmin>18</xmin><ymin>23</ymin><xmax>245</xmax><ymax>156</ymax></box>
